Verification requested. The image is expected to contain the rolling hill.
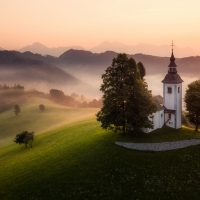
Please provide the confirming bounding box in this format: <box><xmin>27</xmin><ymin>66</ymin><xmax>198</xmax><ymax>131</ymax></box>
<box><xmin>1</xmin><ymin>49</ymin><xmax>199</xmax><ymax>97</ymax></box>
<box><xmin>0</xmin><ymin>50</ymin><xmax>81</xmax><ymax>92</ymax></box>
<box><xmin>2</xmin><ymin>49</ymin><xmax>200</xmax><ymax>78</ymax></box>
<box><xmin>0</xmin><ymin>96</ymin><xmax>99</xmax><ymax>147</ymax></box>
<box><xmin>1</xmin><ymin>109</ymin><xmax>200</xmax><ymax>199</ymax></box>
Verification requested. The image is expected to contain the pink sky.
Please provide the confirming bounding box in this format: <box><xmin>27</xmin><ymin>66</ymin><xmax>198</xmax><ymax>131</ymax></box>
<box><xmin>1</xmin><ymin>0</ymin><xmax>200</xmax><ymax>51</ymax></box>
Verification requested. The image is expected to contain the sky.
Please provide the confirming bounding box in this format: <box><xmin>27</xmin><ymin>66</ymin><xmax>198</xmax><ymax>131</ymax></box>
<box><xmin>1</xmin><ymin>0</ymin><xmax>200</xmax><ymax>51</ymax></box>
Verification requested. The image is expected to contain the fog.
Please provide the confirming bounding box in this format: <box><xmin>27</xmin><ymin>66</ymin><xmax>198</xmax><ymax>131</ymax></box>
<box><xmin>146</xmin><ymin>74</ymin><xmax>199</xmax><ymax>97</ymax></box>
<box><xmin>69</xmin><ymin>72</ymin><xmax>198</xmax><ymax>101</ymax></box>
<box><xmin>0</xmin><ymin>66</ymin><xmax>198</xmax><ymax>102</ymax></box>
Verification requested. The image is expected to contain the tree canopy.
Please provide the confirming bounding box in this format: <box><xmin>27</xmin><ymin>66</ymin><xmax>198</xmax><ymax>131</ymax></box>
<box><xmin>14</xmin><ymin>131</ymin><xmax>34</xmax><ymax>148</ymax></box>
<box><xmin>184</xmin><ymin>79</ymin><xmax>200</xmax><ymax>132</ymax></box>
<box><xmin>96</xmin><ymin>53</ymin><xmax>157</xmax><ymax>134</ymax></box>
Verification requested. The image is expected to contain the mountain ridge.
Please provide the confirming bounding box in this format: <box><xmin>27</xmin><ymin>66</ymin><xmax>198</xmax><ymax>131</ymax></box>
<box><xmin>90</xmin><ymin>41</ymin><xmax>199</xmax><ymax>58</ymax></box>
<box><xmin>0</xmin><ymin>49</ymin><xmax>199</xmax><ymax>97</ymax></box>
<box><xmin>12</xmin><ymin>41</ymin><xmax>200</xmax><ymax>57</ymax></box>
<box><xmin>19</xmin><ymin>42</ymin><xmax>85</xmax><ymax>57</ymax></box>
<box><xmin>0</xmin><ymin>50</ymin><xmax>81</xmax><ymax>91</ymax></box>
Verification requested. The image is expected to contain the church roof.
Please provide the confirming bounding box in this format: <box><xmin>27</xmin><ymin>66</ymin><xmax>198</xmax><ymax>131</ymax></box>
<box><xmin>162</xmin><ymin>49</ymin><xmax>183</xmax><ymax>84</ymax></box>
<box><xmin>162</xmin><ymin>73</ymin><xmax>183</xmax><ymax>84</ymax></box>
<box><xmin>164</xmin><ymin>109</ymin><xmax>176</xmax><ymax>114</ymax></box>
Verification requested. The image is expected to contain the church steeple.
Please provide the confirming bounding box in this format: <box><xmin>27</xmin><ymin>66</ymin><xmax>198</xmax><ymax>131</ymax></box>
<box><xmin>168</xmin><ymin>41</ymin><xmax>177</xmax><ymax>74</ymax></box>
<box><xmin>162</xmin><ymin>41</ymin><xmax>183</xmax><ymax>84</ymax></box>
<box><xmin>161</xmin><ymin>41</ymin><xmax>184</xmax><ymax>130</ymax></box>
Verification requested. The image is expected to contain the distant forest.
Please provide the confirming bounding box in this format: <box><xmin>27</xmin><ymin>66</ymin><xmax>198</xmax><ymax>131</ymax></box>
<box><xmin>0</xmin><ymin>84</ymin><xmax>102</xmax><ymax>113</ymax></box>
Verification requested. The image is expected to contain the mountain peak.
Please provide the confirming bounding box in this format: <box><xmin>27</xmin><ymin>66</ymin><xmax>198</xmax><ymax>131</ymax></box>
<box><xmin>31</xmin><ymin>42</ymin><xmax>47</xmax><ymax>48</ymax></box>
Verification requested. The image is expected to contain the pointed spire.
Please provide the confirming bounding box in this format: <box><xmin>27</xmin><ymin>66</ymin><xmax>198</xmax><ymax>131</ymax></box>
<box><xmin>168</xmin><ymin>41</ymin><xmax>177</xmax><ymax>74</ymax></box>
<box><xmin>170</xmin><ymin>49</ymin><xmax>175</xmax><ymax>62</ymax></box>
<box><xmin>161</xmin><ymin>40</ymin><xmax>183</xmax><ymax>84</ymax></box>
<box><xmin>170</xmin><ymin>41</ymin><xmax>175</xmax><ymax>62</ymax></box>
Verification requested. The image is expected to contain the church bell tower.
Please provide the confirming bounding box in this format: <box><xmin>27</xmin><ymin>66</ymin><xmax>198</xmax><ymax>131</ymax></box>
<box><xmin>162</xmin><ymin>42</ymin><xmax>183</xmax><ymax>129</ymax></box>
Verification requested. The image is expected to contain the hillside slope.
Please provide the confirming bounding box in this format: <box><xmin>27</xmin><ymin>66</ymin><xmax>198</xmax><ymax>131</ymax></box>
<box><xmin>0</xmin><ymin>50</ymin><xmax>80</xmax><ymax>88</ymax></box>
<box><xmin>0</xmin><ymin>97</ymin><xmax>99</xmax><ymax>147</ymax></box>
<box><xmin>1</xmin><ymin>119</ymin><xmax>200</xmax><ymax>199</ymax></box>
<box><xmin>20</xmin><ymin>49</ymin><xmax>199</xmax><ymax>78</ymax></box>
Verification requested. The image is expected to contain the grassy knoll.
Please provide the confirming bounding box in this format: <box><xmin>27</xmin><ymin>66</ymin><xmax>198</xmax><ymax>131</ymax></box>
<box><xmin>0</xmin><ymin>97</ymin><xmax>98</xmax><ymax>147</ymax></box>
<box><xmin>1</xmin><ymin>115</ymin><xmax>200</xmax><ymax>200</ymax></box>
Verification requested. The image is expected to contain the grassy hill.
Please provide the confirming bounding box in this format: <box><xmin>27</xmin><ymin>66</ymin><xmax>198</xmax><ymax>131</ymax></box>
<box><xmin>1</xmin><ymin>103</ymin><xmax>200</xmax><ymax>199</ymax></box>
<box><xmin>0</xmin><ymin>97</ymin><xmax>98</xmax><ymax>147</ymax></box>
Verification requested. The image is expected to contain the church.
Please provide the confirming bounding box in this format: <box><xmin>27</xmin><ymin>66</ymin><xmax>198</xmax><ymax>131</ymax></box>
<box><xmin>143</xmin><ymin>47</ymin><xmax>183</xmax><ymax>133</ymax></box>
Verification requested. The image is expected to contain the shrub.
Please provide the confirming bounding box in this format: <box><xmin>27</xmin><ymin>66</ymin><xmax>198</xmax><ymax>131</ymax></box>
<box><xmin>39</xmin><ymin>104</ymin><xmax>45</xmax><ymax>111</ymax></box>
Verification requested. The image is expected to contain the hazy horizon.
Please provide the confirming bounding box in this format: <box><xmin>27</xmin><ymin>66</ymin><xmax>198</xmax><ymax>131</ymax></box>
<box><xmin>1</xmin><ymin>0</ymin><xmax>199</xmax><ymax>99</ymax></box>
<box><xmin>1</xmin><ymin>0</ymin><xmax>200</xmax><ymax>53</ymax></box>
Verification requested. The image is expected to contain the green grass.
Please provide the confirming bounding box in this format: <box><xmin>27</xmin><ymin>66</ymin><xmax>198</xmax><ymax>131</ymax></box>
<box><xmin>1</xmin><ymin>110</ymin><xmax>200</xmax><ymax>200</ymax></box>
<box><xmin>0</xmin><ymin>97</ymin><xmax>98</xmax><ymax>147</ymax></box>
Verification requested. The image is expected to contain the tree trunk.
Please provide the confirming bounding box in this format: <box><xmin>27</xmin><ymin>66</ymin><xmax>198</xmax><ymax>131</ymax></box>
<box><xmin>122</xmin><ymin>124</ymin><xmax>126</xmax><ymax>134</ymax></box>
<box><xmin>195</xmin><ymin>113</ymin><xmax>199</xmax><ymax>132</ymax></box>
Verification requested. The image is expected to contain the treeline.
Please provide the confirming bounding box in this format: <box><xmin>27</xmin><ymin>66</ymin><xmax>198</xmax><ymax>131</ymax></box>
<box><xmin>0</xmin><ymin>84</ymin><xmax>26</xmax><ymax>112</ymax></box>
<box><xmin>0</xmin><ymin>84</ymin><xmax>24</xmax><ymax>90</ymax></box>
<box><xmin>0</xmin><ymin>84</ymin><xmax>102</xmax><ymax>113</ymax></box>
<box><xmin>49</xmin><ymin>89</ymin><xmax>102</xmax><ymax>108</ymax></box>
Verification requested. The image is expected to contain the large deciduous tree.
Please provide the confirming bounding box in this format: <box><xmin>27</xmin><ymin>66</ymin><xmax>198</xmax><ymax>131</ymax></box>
<box><xmin>96</xmin><ymin>53</ymin><xmax>157</xmax><ymax>134</ymax></box>
<box><xmin>184</xmin><ymin>80</ymin><xmax>200</xmax><ymax>132</ymax></box>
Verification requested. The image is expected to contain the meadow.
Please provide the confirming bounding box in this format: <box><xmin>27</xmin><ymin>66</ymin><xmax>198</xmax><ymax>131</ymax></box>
<box><xmin>1</xmin><ymin>98</ymin><xmax>200</xmax><ymax>199</ymax></box>
<box><xmin>0</xmin><ymin>97</ymin><xmax>97</xmax><ymax>148</ymax></box>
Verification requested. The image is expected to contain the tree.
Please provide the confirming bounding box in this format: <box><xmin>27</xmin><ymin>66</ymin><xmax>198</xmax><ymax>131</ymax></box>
<box><xmin>49</xmin><ymin>89</ymin><xmax>64</xmax><ymax>100</ymax></box>
<box><xmin>184</xmin><ymin>80</ymin><xmax>200</xmax><ymax>132</ymax></box>
<box><xmin>137</xmin><ymin>62</ymin><xmax>146</xmax><ymax>80</ymax></box>
<box><xmin>96</xmin><ymin>53</ymin><xmax>157</xmax><ymax>134</ymax></box>
<box><xmin>14</xmin><ymin>131</ymin><xmax>34</xmax><ymax>148</ymax></box>
<box><xmin>39</xmin><ymin>104</ymin><xmax>45</xmax><ymax>111</ymax></box>
<box><xmin>14</xmin><ymin>104</ymin><xmax>20</xmax><ymax>115</ymax></box>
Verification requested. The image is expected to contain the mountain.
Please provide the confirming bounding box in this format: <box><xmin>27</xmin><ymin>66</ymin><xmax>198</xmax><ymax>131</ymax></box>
<box><xmin>1</xmin><ymin>49</ymin><xmax>199</xmax><ymax>97</ymax></box>
<box><xmin>90</xmin><ymin>41</ymin><xmax>134</xmax><ymax>54</ymax></box>
<box><xmin>19</xmin><ymin>42</ymin><xmax>84</xmax><ymax>57</ymax></box>
<box><xmin>0</xmin><ymin>47</ymin><xmax>4</xmax><ymax>51</ymax></box>
<box><xmin>90</xmin><ymin>41</ymin><xmax>200</xmax><ymax>58</ymax></box>
<box><xmin>57</xmin><ymin>49</ymin><xmax>200</xmax><ymax>76</ymax></box>
<box><xmin>0</xmin><ymin>50</ymin><xmax>81</xmax><ymax>91</ymax></box>
<box><xmin>18</xmin><ymin>41</ymin><xmax>200</xmax><ymax>58</ymax></box>
<box><xmin>59</xmin><ymin>49</ymin><xmax>116</xmax><ymax>66</ymax></box>
<box><xmin>10</xmin><ymin>49</ymin><xmax>200</xmax><ymax>78</ymax></box>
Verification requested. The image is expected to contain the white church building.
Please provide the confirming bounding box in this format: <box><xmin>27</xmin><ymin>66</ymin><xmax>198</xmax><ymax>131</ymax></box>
<box><xmin>143</xmin><ymin>48</ymin><xmax>183</xmax><ymax>133</ymax></box>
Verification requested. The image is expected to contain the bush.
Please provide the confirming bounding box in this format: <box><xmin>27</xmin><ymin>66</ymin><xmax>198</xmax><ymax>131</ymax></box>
<box><xmin>39</xmin><ymin>104</ymin><xmax>45</xmax><ymax>111</ymax></box>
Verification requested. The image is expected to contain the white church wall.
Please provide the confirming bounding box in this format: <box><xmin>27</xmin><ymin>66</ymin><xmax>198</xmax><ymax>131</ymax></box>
<box><xmin>142</xmin><ymin>109</ymin><xmax>165</xmax><ymax>133</ymax></box>
<box><xmin>164</xmin><ymin>84</ymin><xmax>175</xmax><ymax>110</ymax></box>
<box><xmin>163</xmin><ymin>83</ymin><xmax>182</xmax><ymax>129</ymax></box>
<box><xmin>176</xmin><ymin>83</ymin><xmax>182</xmax><ymax>128</ymax></box>
<box><xmin>159</xmin><ymin>110</ymin><xmax>165</xmax><ymax>128</ymax></box>
<box><xmin>164</xmin><ymin>113</ymin><xmax>175</xmax><ymax>128</ymax></box>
